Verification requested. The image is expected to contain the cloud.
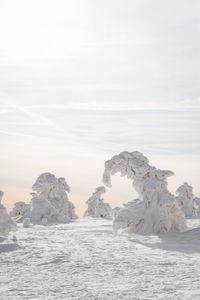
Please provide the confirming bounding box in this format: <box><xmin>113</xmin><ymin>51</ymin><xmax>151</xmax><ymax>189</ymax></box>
<box><xmin>0</xmin><ymin>1</ymin><xmax>200</xmax><ymax>110</ymax></box>
<box><xmin>10</xmin><ymin>99</ymin><xmax>200</xmax><ymax>112</ymax></box>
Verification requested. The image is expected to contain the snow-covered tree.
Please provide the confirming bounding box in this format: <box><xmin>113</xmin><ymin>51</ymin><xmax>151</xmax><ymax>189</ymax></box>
<box><xmin>10</xmin><ymin>201</ymin><xmax>30</xmax><ymax>223</ymax></box>
<box><xmin>23</xmin><ymin>218</ymin><xmax>31</xmax><ymax>228</ymax></box>
<box><xmin>176</xmin><ymin>182</ymin><xmax>194</xmax><ymax>217</ymax></box>
<box><xmin>103</xmin><ymin>151</ymin><xmax>186</xmax><ymax>234</ymax></box>
<box><xmin>193</xmin><ymin>197</ymin><xmax>200</xmax><ymax>216</ymax></box>
<box><xmin>84</xmin><ymin>186</ymin><xmax>111</xmax><ymax>219</ymax></box>
<box><xmin>30</xmin><ymin>173</ymin><xmax>77</xmax><ymax>225</ymax></box>
<box><xmin>0</xmin><ymin>191</ymin><xmax>17</xmax><ymax>236</ymax></box>
<box><xmin>111</xmin><ymin>206</ymin><xmax>121</xmax><ymax>219</ymax></box>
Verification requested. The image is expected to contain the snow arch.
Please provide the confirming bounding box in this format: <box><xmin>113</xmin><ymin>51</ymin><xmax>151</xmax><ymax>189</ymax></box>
<box><xmin>103</xmin><ymin>151</ymin><xmax>186</xmax><ymax>234</ymax></box>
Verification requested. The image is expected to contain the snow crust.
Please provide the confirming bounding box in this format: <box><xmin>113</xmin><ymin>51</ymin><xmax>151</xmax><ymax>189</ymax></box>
<box><xmin>1</xmin><ymin>218</ymin><xmax>200</xmax><ymax>300</ymax></box>
<box><xmin>103</xmin><ymin>151</ymin><xmax>186</xmax><ymax>234</ymax></box>
<box><xmin>0</xmin><ymin>191</ymin><xmax>17</xmax><ymax>236</ymax></box>
<box><xmin>29</xmin><ymin>173</ymin><xmax>77</xmax><ymax>225</ymax></box>
<box><xmin>84</xmin><ymin>186</ymin><xmax>111</xmax><ymax>219</ymax></box>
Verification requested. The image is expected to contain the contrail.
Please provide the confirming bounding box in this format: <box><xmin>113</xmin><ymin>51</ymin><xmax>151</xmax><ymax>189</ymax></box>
<box><xmin>0</xmin><ymin>99</ymin><xmax>63</xmax><ymax>132</ymax></box>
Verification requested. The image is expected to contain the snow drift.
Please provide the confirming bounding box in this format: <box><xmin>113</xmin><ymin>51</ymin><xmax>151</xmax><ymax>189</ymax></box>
<box><xmin>29</xmin><ymin>173</ymin><xmax>77</xmax><ymax>225</ymax></box>
<box><xmin>84</xmin><ymin>186</ymin><xmax>111</xmax><ymax>219</ymax></box>
<box><xmin>103</xmin><ymin>151</ymin><xmax>186</xmax><ymax>234</ymax></box>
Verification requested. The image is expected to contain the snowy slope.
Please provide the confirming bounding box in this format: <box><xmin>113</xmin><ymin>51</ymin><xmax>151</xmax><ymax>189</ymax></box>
<box><xmin>1</xmin><ymin>218</ymin><xmax>200</xmax><ymax>300</ymax></box>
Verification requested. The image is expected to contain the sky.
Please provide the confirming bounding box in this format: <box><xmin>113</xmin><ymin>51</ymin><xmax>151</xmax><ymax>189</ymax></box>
<box><xmin>0</xmin><ymin>0</ymin><xmax>200</xmax><ymax>215</ymax></box>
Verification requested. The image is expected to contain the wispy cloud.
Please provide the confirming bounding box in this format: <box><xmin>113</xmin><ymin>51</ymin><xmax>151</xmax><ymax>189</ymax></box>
<box><xmin>16</xmin><ymin>100</ymin><xmax>200</xmax><ymax>112</ymax></box>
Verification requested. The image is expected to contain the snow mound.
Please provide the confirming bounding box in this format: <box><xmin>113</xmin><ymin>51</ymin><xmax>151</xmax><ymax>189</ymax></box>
<box><xmin>0</xmin><ymin>191</ymin><xmax>17</xmax><ymax>236</ymax></box>
<box><xmin>10</xmin><ymin>201</ymin><xmax>30</xmax><ymax>223</ymax></box>
<box><xmin>84</xmin><ymin>186</ymin><xmax>111</xmax><ymax>219</ymax></box>
<box><xmin>103</xmin><ymin>151</ymin><xmax>186</xmax><ymax>234</ymax></box>
<box><xmin>30</xmin><ymin>173</ymin><xmax>77</xmax><ymax>225</ymax></box>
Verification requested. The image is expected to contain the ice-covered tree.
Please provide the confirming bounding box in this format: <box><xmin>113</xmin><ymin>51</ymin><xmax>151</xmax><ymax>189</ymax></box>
<box><xmin>23</xmin><ymin>218</ymin><xmax>31</xmax><ymax>228</ymax></box>
<box><xmin>30</xmin><ymin>173</ymin><xmax>77</xmax><ymax>224</ymax></box>
<box><xmin>176</xmin><ymin>182</ymin><xmax>194</xmax><ymax>217</ymax></box>
<box><xmin>193</xmin><ymin>197</ymin><xmax>200</xmax><ymax>216</ymax></box>
<box><xmin>111</xmin><ymin>206</ymin><xmax>121</xmax><ymax>219</ymax></box>
<box><xmin>10</xmin><ymin>201</ymin><xmax>30</xmax><ymax>223</ymax></box>
<box><xmin>103</xmin><ymin>151</ymin><xmax>186</xmax><ymax>234</ymax></box>
<box><xmin>0</xmin><ymin>191</ymin><xmax>17</xmax><ymax>236</ymax></box>
<box><xmin>84</xmin><ymin>186</ymin><xmax>111</xmax><ymax>219</ymax></box>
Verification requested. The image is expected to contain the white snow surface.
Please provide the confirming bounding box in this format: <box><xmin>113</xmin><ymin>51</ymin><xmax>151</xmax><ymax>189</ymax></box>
<box><xmin>1</xmin><ymin>218</ymin><xmax>200</xmax><ymax>300</ymax></box>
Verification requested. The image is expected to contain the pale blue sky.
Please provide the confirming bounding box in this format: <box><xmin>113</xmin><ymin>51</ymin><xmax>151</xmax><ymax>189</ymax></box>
<box><xmin>0</xmin><ymin>0</ymin><xmax>200</xmax><ymax>214</ymax></box>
